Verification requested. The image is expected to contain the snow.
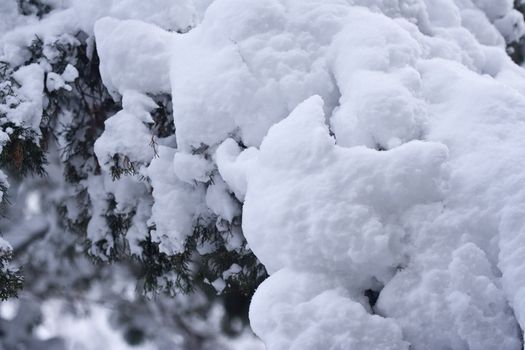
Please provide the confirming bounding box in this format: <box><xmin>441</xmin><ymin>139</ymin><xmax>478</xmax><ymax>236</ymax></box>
<box><xmin>205</xmin><ymin>177</ymin><xmax>240</xmax><ymax>223</ymax></box>
<box><xmin>215</xmin><ymin>139</ymin><xmax>258</xmax><ymax>202</ymax></box>
<box><xmin>172</xmin><ymin>152</ymin><xmax>213</xmax><ymax>184</ymax></box>
<box><xmin>238</xmin><ymin>96</ymin><xmax>447</xmax><ymax>279</ymax></box>
<box><xmin>169</xmin><ymin>0</ymin><xmax>341</xmax><ymax>151</ymax></box>
<box><xmin>94</xmin><ymin>92</ymin><xmax>157</xmax><ymax>171</ymax></box>
<box><xmin>211</xmin><ymin>278</ymin><xmax>226</xmax><ymax>294</ymax></box>
<box><xmin>460</xmin><ymin>8</ymin><xmax>505</xmax><ymax>46</ymax></box>
<box><xmin>146</xmin><ymin>146</ymin><xmax>206</xmax><ymax>255</ymax></box>
<box><xmin>46</xmin><ymin>63</ymin><xmax>78</xmax><ymax>92</ymax></box>
<box><xmin>71</xmin><ymin>0</ymin><xmax>201</xmax><ymax>33</ymax></box>
<box><xmin>250</xmin><ymin>268</ymin><xmax>408</xmax><ymax>350</ymax></box>
<box><xmin>11</xmin><ymin>64</ymin><xmax>45</xmax><ymax>131</ymax></box>
<box><xmin>472</xmin><ymin>0</ymin><xmax>513</xmax><ymax>21</ymax></box>
<box><xmin>94</xmin><ymin>18</ymin><xmax>174</xmax><ymax>96</ymax></box>
<box><xmin>46</xmin><ymin>72</ymin><xmax>70</xmax><ymax>92</ymax></box>
<box><xmin>494</xmin><ymin>10</ymin><xmax>525</xmax><ymax>43</ymax></box>
<box><xmin>61</xmin><ymin>64</ymin><xmax>78</xmax><ymax>82</ymax></box>
<box><xmin>4</xmin><ymin>0</ymin><xmax>525</xmax><ymax>349</ymax></box>
<box><xmin>223</xmin><ymin>263</ymin><xmax>242</xmax><ymax>279</ymax></box>
<box><xmin>0</xmin><ymin>1</ymin><xmax>31</xmax><ymax>38</ymax></box>
<box><xmin>203</xmin><ymin>2</ymin><xmax>525</xmax><ymax>349</ymax></box>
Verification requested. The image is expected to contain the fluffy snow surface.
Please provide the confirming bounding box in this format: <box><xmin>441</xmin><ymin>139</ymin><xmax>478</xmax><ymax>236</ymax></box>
<box><xmin>5</xmin><ymin>0</ymin><xmax>525</xmax><ymax>348</ymax></box>
<box><xmin>209</xmin><ymin>2</ymin><xmax>525</xmax><ymax>349</ymax></box>
<box><xmin>210</xmin><ymin>2</ymin><xmax>525</xmax><ymax>348</ymax></box>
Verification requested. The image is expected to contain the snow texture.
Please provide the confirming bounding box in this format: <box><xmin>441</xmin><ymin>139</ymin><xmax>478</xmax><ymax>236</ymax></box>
<box><xmin>94</xmin><ymin>91</ymin><xmax>158</xmax><ymax>170</ymax></box>
<box><xmin>3</xmin><ymin>0</ymin><xmax>525</xmax><ymax>349</ymax></box>
<box><xmin>94</xmin><ymin>18</ymin><xmax>174</xmax><ymax>96</ymax></box>
<box><xmin>205</xmin><ymin>1</ymin><xmax>525</xmax><ymax>349</ymax></box>
<box><xmin>146</xmin><ymin>146</ymin><xmax>207</xmax><ymax>255</ymax></box>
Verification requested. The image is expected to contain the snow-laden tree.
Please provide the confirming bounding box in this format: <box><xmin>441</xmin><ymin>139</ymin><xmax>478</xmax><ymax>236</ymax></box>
<box><xmin>0</xmin><ymin>0</ymin><xmax>263</xmax><ymax>348</ymax></box>
<box><xmin>3</xmin><ymin>0</ymin><xmax>525</xmax><ymax>349</ymax></box>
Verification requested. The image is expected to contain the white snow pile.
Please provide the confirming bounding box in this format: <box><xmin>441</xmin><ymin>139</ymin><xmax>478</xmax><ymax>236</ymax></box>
<box><xmin>5</xmin><ymin>0</ymin><xmax>525</xmax><ymax>349</ymax></box>
<box><xmin>198</xmin><ymin>1</ymin><xmax>525</xmax><ymax>349</ymax></box>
